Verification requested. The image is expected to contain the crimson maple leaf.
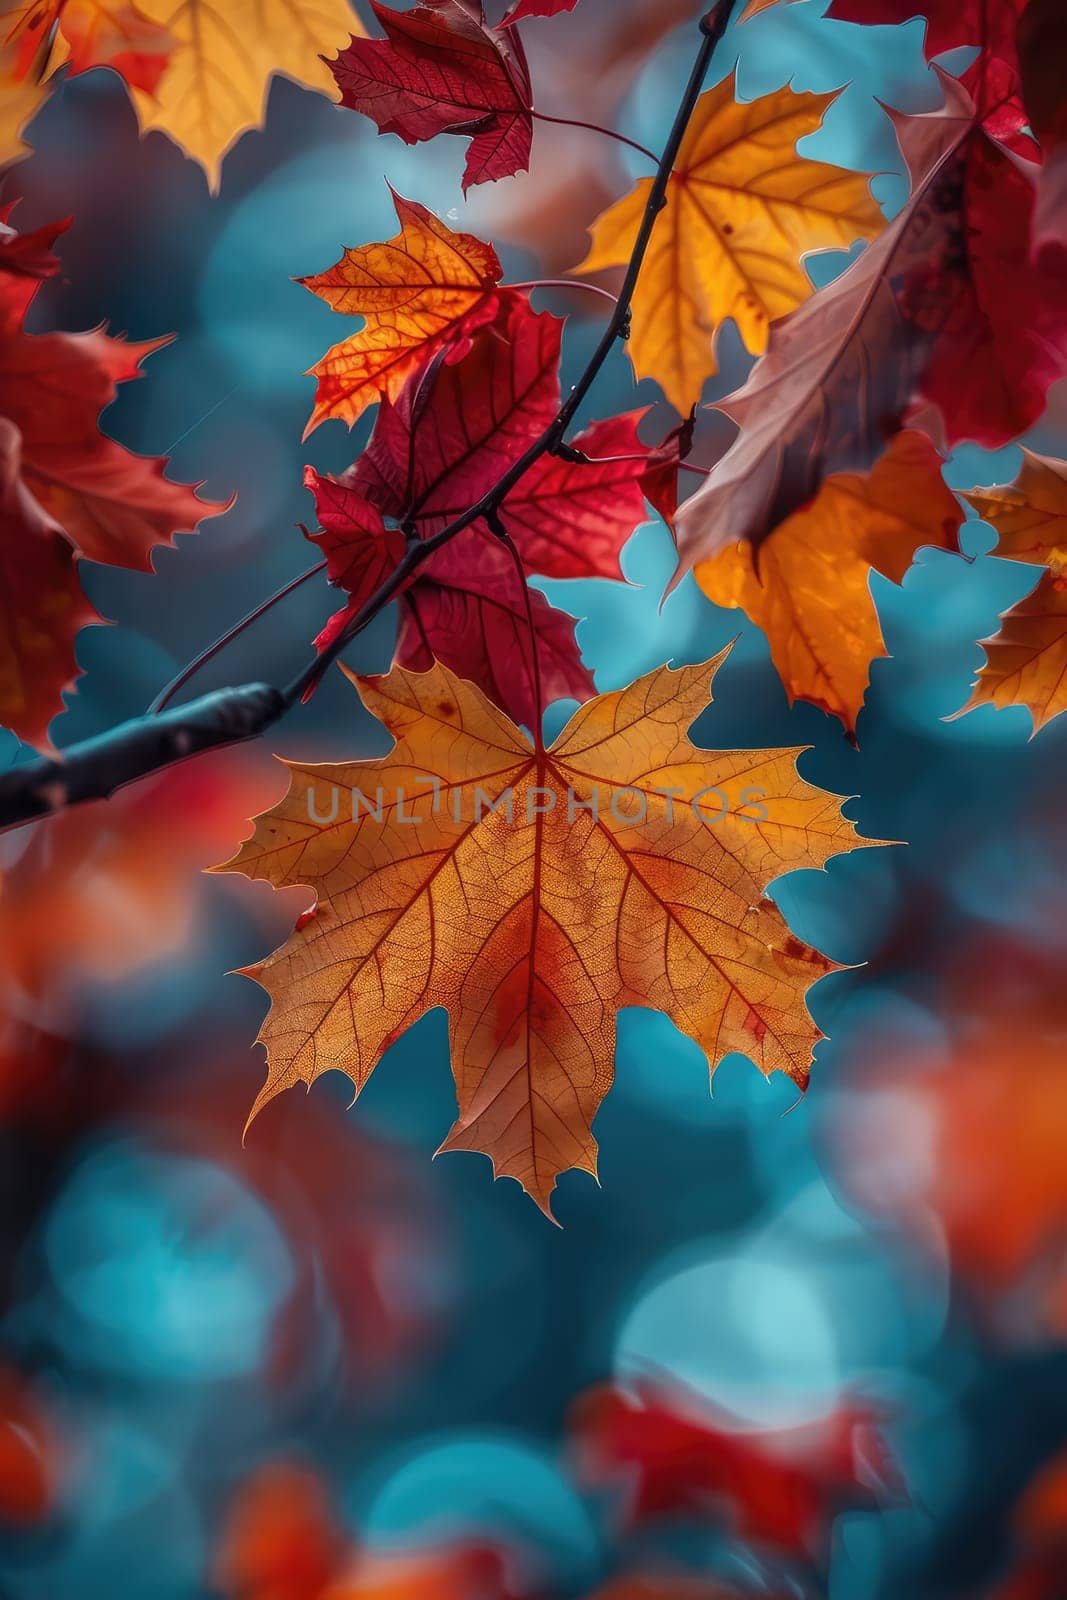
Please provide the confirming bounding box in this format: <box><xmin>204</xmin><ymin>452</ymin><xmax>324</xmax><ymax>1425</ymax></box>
<box><xmin>0</xmin><ymin>217</ymin><xmax>226</xmax><ymax>747</ymax></box>
<box><xmin>305</xmin><ymin>297</ymin><xmax>682</xmax><ymax>726</ymax></box>
<box><xmin>827</xmin><ymin>0</ymin><xmax>1032</xmax><ymax>147</ymax></box>
<box><xmin>504</xmin><ymin>0</ymin><xmax>580</xmax><ymax>20</ymax></box>
<box><xmin>329</xmin><ymin>0</ymin><xmax>534</xmax><ymax>191</ymax></box>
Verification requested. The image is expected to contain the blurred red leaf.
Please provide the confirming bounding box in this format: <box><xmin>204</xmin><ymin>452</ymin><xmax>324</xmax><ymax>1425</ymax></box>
<box><xmin>572</xmin><ymin>1380</ymin><xmax>903</xmax><ymax>1559</ymax></box>
<box><xmin>0</xmin><ymin>209</ymin><xmax>65</xmax><ymax>292</ymax></box>
<box><xmin>0</xmin><ymin>1364</ymin><xmax>60</xmax><ymax>1525</ymax></box>
<box><xmin>0</xmin><ymin>753</ymin><xmax>276</xmax><ymax>998</ymax></box>
<box><xmin>586</xmin><ymin>1581</ymin><xmax>783</xmax><ymax>1600</ymax></box>
<box><xmin>987</xmin><ymin>1449</ymin><xmax>1067</xmax><ymax>1599</ymax></box>
<box><xmin>330</xmin><ymin>1</ymin><xmax>533</xmax><ymax>192</ymax></box>
<box><xmin>0</xmin><ymin>216</ymin><xmax>227</xmax><ymax>746</ymax></box>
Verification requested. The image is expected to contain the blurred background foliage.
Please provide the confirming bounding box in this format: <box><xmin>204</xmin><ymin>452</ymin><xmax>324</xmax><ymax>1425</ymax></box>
<box><xmin>0</xmin><ymin>3</ymin><xmax>1065</xmax><ymax>1597</ymax></box>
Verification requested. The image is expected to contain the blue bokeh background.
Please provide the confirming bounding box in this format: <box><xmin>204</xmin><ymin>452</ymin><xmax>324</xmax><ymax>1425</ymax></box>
<box><xmin>1</xmin><ymin>3</ymin><xmax>1065</xmax><ymax>1597</ymax></box>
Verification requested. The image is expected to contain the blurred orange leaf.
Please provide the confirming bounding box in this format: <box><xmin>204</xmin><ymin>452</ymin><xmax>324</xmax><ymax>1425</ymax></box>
<box><xmin>4</xmin><ymin>0</ymin><xmax>175</xmax><ymax>93</ymax></box>
<box><xmin>215</xmin><ymin>1461</ymin><xmax>349</xmax><ymax>1600</ymax></box>
<box><xmin>216</xmin><ymin>1459</ymin><xmax>518</xmax><ymax>1600</ymax></box>
<box><xmin>835</xmin><ymin>1014</ymin><xmax>1067</xmax><ymax>1333</ymax></box>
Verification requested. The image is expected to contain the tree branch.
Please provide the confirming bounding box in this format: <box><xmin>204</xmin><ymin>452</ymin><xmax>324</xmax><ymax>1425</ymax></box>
<box><xmin>0</xmin><ymin>0</ymin><xmax>737</xmax><ymax>833</ymax></box>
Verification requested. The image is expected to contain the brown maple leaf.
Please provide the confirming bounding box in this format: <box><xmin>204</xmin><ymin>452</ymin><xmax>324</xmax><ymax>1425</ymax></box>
<box><xmin>958</xmin><ymin>450</ymin><xmax>1067</xmax><ymax>734</ymax></box>
<box><xmin>219</xmin><ymin>650</ymin><xmax>881</xmax><ymax>1216</ymax></box>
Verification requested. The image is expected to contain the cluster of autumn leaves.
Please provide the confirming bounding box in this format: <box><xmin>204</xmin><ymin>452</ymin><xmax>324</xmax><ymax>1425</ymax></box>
<box><xmin>3</xmin><ymin>0</ymin><xmax>1067</xmax><ymax>1209</ymax></box>
<box><xmin>300</xmin><ymin>0</ymin><xmax>1067</xmax><ymax>739</ymax></box>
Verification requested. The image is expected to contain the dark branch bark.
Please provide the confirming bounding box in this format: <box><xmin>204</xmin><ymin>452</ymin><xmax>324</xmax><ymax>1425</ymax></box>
<box><xmin>0</xmin><ymin>0</ymin><xmax>738</xmax><ymax>833</ymax></box>
<box><xmin>0</xmin><ymin>684</ymin><xmax>286</xmax><ymax>825</ymax></box>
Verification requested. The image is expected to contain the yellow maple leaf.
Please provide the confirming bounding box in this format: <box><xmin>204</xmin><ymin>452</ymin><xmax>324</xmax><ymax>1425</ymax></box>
<box><xmin>958</xmin><ymin>451</ymin><xmax>1067</xmax><ymax>734</ymax></box>
<box><xmin>300</xmin><ymin>191</ymin><xmax>503</xmax><ymax>435</ymax></box>
<box><xmin>574</xmin><ymin>72</ymin><xmax>884</xmax><ymax>415</ymax></box>
<box><xmin>219</xmin><ymin>650</ymin><xmax>881</xmax><ymax>1216</ymax></box>
<box><xmin>696</xmin><ymin>431</ymin><xmax>963</xmax><ymax>734</ymax></box>
<box><xmin>130</xmin><ymin>0</ymin><xmax>363</xmax><ymax>190</ymax></box>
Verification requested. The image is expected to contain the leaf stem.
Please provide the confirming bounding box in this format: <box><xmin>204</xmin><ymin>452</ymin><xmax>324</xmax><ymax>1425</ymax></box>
<box><xmin>495</xmin><ymin>520</ymin><xmax>546</xmax><ymax>752</ymax></box>
<box><xmin>529</xmin><ymin>108</ymin><xmax>659</xmax><ymax>165</ymax></box>
<box><xmin>508</xmin><ymin>279</ymin><xmax>619</xmax><ymax>306</ymax></box>
<box><xmin>0</xmin><ymin>0</ymin><xmax>739</xmax><ymax>831</ymax></box>
<box><xmin>569</xmin><ymin>449</ymin><xmax>713</xmax><ymax>479</ymax></box>
<box><xmin>148</xmin><ymin>557</ymin><xmax>328</xmax><ymax>714</ymax></box>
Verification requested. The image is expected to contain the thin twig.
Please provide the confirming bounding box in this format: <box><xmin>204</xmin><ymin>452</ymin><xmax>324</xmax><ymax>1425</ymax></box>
<box><xmin>149</xmin><ymin>558</ymin><xmax>327</xmax><ymax>714</ymax></box>
<box><xmin>0</xmin><ymin>0</ymin><xmax>737</xmax><ymax>833</ymax></box>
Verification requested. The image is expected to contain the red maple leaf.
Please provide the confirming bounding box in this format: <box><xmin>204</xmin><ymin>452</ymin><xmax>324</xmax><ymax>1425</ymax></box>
<box><xmin>827</xmin><ymin>0</ymin><xmax>1032</xmax><ymax>147</ymax></box>
<box><xmin>306</xmin><ymin>296</ymin><xmax>682</xmax><ymax>725</ymax></box>
<box><xmin>329</xmin><ymin>0</ymin><xmax>534</xmax><ymax>191</ymax></box>
<box><xmin>913</xmin><ymin>130</ymin><xmax>1067</xmax><ymax>447</ymax></box>
<box><xmin>0</xmin><ymin>209</ymin><xmax>65</xmax><ymax>291</ymax></box>
<box><xmin>572</xmin><ymin>1381</ymin><xmax>904</xmax><ymax>1561</ymax></box>
<box><xmin>504</xmin><ymin>0</ymin><xmax>581</xmax><ymax>21</ymax></box>
<box><xmin>0</xmin><ymin>218</ymin><xmax>226</xmax><ymax>747</ymax></box>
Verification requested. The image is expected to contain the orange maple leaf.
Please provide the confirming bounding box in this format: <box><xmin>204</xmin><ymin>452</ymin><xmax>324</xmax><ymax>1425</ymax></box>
<box><xmin>958</xmin><ymin>449</ymin><xmax>1067</xmax><ymax>733</ymax></box>
<box><xmin>695</xmin><ymin>431</ymin><xmax>964</xmax><ymax>734</ymax></box>
<box><xmin>220</xmin><ymin>650</ymin><xmax>881</xmax><ymax>1216</ymax></box>
<box><xmin>575</xmin><ymin>72</ymin><xmax>884</xmax><ymax>415</ymax></box>
<box><xmin>300</xmin><ymin>191</ymin><xmax>504</xmax><ymax>434</ymax></box>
